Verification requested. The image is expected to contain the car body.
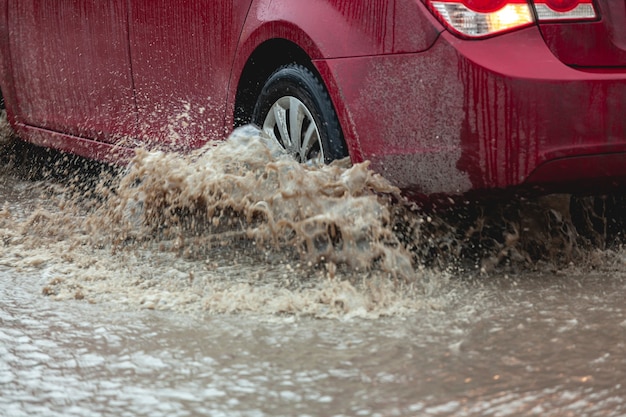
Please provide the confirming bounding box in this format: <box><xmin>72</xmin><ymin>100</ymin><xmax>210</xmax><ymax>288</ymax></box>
<box><xmin>0</xmin><ymin>0</ymin><xmax>625</xmax><ymax>198</ymax></box>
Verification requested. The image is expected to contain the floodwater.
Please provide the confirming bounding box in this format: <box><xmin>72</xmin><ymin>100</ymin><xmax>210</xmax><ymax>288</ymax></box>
<box><xmin>1</xmin><ymin>124</ymin><xmax>626</xmax><ymax>416</ymax></box>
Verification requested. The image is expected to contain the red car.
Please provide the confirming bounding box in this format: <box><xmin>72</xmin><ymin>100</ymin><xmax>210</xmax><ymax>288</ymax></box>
<box><xmin>0</xmin><ymin>0</ymin><xmax>625</xmax><ymax>197</ymax></box>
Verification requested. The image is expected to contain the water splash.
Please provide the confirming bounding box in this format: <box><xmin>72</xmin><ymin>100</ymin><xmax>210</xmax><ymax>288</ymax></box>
<box><xmin>2</xmin><ymin>119</ymin><xmax>625</xmax><ymax>318</ymax></box>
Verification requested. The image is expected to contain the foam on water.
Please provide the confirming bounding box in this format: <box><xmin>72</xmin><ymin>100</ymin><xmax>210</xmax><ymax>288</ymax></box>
<box><xmin>104</xmin><ymin>126</ymin><xmax>413</xmax><ymax>276</ymax></box>
<box><xmin>0</xmin><ymin>124</ymin><xmax>446</xmax><ymax>318</ymax></box>
<box><xmin>1</xmin><ymin>118</ymin><xmax>625</xmax><ymax>318</ymax></box>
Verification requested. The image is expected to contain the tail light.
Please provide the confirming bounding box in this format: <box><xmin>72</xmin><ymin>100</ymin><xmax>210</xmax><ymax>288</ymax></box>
<box><xmin>424</xmin><ymin>0</ymin><xmax>598</xmax><ymax>38</ymax></box>
<box><xmin>533</xmin><ymin>0</ymin><xmax>597</xmax><ymax>21</ymax></box>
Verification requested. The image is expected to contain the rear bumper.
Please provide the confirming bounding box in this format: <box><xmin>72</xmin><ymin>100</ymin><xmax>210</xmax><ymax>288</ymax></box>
<box><xmin>318</xmin><ymin>26</ymin><xmax>626</xmax><ymax>196</ymax></box>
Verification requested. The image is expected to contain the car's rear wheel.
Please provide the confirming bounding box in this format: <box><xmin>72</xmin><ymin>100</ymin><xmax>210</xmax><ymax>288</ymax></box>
<box><xmin>252</xmin><ymin>64</ymin><xmax>348</xmax><ymax>165</ymax></box>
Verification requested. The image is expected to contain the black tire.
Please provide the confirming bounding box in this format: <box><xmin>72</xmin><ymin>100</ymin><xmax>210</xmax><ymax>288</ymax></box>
<box><xmin>252</xmin><ymin>64</ymin><xmax>348</xmax><ymax>164</ymax></box>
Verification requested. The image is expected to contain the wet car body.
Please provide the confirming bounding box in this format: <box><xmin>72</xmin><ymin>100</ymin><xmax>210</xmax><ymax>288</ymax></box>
<box><xmin>0</xmin><ymin>0</ymin><xmax>625</xmax><ymax>197</ymax></box>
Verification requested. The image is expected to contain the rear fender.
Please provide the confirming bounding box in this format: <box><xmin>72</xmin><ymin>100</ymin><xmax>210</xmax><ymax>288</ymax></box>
<box><xmin>227</xmin><ymin>0</ymin><xmax>442</xmax><ymax>154</ymax></box>
<box><xmin>237</xmin><ymin>0</ymin><xmax>441</xmax><ymax>60</ymax></box>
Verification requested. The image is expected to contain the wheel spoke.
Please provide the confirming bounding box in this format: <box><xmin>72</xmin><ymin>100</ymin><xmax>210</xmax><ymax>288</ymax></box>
<box><xmin>262</xmin><ymin>96</ymin><xmax>326</xmax><ymax>164</ymax></box>
<box><xmin>272</xmin><ymin>103</ymin><xmax>291</xmax><ymax>149</ymax></box>
<box><xmin>301</xmin><ymin>122</ymin><xmax>319</xmax><ymax>161</ymax></box>
<box><xmin>289</xmin><ymin>97</ymin><xmax>305</xmax><ymax>157</ymax></box>
<box><xmin>263</xmin><ymin>124</ymin><xmax>280</xmax><ymax>145</ymax></box>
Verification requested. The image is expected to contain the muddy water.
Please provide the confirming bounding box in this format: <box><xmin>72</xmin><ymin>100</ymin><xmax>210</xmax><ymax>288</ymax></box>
<box><xmin>2</xmin><ymin>268</ymin><xmax>626</xmax><ymax>417</ymax></box>
<box><xmin>1</xmin><ymin>125</ymin><xmax>626</xmax><ymax>416</ymax></box>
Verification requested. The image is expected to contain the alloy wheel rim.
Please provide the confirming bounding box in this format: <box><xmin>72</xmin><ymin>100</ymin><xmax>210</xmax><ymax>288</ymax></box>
<box><xmin>262</xmin><ymin>96</ymin><xmax>324</xmax><ymax>165</ymax></box>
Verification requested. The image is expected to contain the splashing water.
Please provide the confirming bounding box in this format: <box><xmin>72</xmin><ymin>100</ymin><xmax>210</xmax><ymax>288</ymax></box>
<box><xmin>105</xmin><ymin>126</ymin><xmax>415</xmax><ymax>278</ymax></box>
<box><xmin>2</xmin><ymin>117</ymin><xmax>625</xmax><ymax>318</ymax></box>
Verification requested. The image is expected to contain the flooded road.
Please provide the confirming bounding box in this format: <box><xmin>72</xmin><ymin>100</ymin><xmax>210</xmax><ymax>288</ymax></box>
<box><xmin>1</xmin><ymin>130</ymin><xmax>626</xmax><ymax>416</ymax></box>
<box><xmin>3</xmin><ymin>267</ymin><xmax>626</xmax><ymax>416</ymax></box>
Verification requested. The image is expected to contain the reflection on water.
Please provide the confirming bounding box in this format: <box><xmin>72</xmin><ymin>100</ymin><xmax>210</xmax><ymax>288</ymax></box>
<box><xmin>2</xmin><ymin>269</ymin><xmax>626</xmax><ymax>416</ymax></box>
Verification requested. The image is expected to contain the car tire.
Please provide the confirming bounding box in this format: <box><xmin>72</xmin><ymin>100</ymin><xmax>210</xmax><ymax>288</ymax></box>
<box><xmin>252</xmin><ymin>64</ymin><xmax>348</xmax><ymax>165</ymax></box>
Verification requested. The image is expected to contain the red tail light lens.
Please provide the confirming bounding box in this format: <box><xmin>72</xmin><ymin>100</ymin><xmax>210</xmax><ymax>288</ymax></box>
<box><xmin>462</xmin><ymin>0</ymin><xmax>508</xmax><ymax>13</ymax></box>
<box><xmin>543</xmin><ymin>0</ymin><xmax>579</xmax><ymax>12</ymax></box>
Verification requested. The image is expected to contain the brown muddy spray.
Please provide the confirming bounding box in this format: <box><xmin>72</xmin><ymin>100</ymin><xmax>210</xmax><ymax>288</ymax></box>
<box><xmin>0</xmin><ymin>118</ymin><xmax>620</xmax><ymax>318</ymax></box>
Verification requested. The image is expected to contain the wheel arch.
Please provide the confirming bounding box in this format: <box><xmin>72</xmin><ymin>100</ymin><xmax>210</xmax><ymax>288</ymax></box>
<box><xmin>231</xmin><ymin>35</ymin><xmax>361</xmax><ymax>164</ymax></box>
<box><xmin>227</xmin><ymin>1</ymin><xmax>381</xmax><ymax>162</ymax></box>
<box><xmin>233</xmin><ymin>38</ymin><xmax>319</xmax><ymax>128</ymax></box>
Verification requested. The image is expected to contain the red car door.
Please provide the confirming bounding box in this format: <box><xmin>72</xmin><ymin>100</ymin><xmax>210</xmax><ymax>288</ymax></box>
<box><xmin>128</xmin><ymin>0</ymin><xmax>253</xmax><ymax>151</ymax></box>
<box><xmin>7</xmin><ymin>1</ymin><xmax>136</xmax><ymax>143</ymax></box>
